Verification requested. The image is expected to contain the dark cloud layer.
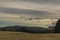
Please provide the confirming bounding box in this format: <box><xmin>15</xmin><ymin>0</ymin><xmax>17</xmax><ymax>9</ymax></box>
<box><xmin>0</xmin><ymin>0</ymin><xmax>60</xmax><ymax>4</ymax></box>
<box><xmin>0</xmin><ymin>7</ymin><xmax>60</xmax><ymax>18</ymax></box>
<box><xmin>20</xmin><ymin>0</ymin><xmax>60</xmax><ymax>4</ymax></box>
<box><xmin>0</xmin><ymin>7</ymin><xmax>50</xmax><ymax>16</ymax></box>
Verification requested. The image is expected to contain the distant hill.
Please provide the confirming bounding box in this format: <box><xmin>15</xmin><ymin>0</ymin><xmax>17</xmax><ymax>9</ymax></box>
<box><xmin>0</xmin><ymin>25</ymin><xmax>51</xmax><ymax>33</ymax></box>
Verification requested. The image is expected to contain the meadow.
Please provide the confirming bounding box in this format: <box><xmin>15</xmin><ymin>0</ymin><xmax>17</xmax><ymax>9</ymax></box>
<box><xmin>0</xmin><ymin>31</ymin><xmax>59</xmax><ymax>40</ymax></box>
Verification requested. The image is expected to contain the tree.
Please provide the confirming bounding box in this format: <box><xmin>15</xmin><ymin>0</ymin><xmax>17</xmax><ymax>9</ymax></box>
<box><xmin>54</xmin><ymin>19</ymin><xmax>60</xmax><ymax>33</ymax></box>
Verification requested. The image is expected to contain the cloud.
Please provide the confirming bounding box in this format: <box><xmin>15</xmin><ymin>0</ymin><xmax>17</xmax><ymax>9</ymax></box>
<box><xmin>0</xmin><ymin>0</ymin><xmax>60</xmax><ymax>13</ymax></box>
<box><xmin>0</xmin><ymin>7</ymin><xmax>50</xmax><ymax>17</ymax></box>
<box><xmin>0</xmin><ymin>7</ymin><xmax>60</xmax><ymax>19</ymax></box>
<box><xmin>0</xmin><ymin>0</ymin><xmax>60</xmax><ymax>27</ymax></box>
<box><xmin>20</xmin><ymin>0</ymin><xmax>60</xmax><ymax>4</ymax></box>
<box><xmin>2</xmin><ymin>0</ymin><xmax>59</xmax><ymax>4</ymax></box>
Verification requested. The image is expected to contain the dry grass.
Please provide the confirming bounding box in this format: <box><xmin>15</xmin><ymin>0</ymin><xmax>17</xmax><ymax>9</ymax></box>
<box><xmin>0</xmin><ymin>31</ymin><xmax>60</xmax><ymax>40</ymax></box>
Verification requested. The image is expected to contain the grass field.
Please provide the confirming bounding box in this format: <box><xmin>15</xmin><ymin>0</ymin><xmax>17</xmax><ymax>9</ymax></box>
<box><xmin>0</xmin><ymin>31</ymin><xmax>60</xmax><ymax>40</ymax></box>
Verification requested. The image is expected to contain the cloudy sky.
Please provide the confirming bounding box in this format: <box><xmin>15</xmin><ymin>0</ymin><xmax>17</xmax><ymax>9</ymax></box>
<box><xmin>0</xmin><ymin>0</ymin><xmax>59</xmax><ymax>28</ymax></box>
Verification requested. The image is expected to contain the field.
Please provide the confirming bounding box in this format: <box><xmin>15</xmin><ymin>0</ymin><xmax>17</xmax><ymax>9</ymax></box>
<box><xmin>0</xmin><ymin>31</ymin><xmax>60</xmax><ymax>40</ymax></box>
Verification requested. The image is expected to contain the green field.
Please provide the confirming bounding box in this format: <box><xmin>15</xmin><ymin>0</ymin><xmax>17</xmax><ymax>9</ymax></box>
<box><xmin>0</xmin><ymin>31</ymin><xmax>60</xmax><ymax>40</ymax></box>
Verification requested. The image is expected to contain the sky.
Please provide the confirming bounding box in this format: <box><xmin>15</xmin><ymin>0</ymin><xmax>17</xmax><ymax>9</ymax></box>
<box><xmin>0</xmin><ymin>0</ymin><xmax>60</xmax><ymax>28</ymax></box>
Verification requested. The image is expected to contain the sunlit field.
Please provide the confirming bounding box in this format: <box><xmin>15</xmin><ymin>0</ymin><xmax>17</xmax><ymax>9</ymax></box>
<box><xmin>0</xmin><ymin>31</ymin><xmax>59</xmax><ymax>40</ymax></box>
